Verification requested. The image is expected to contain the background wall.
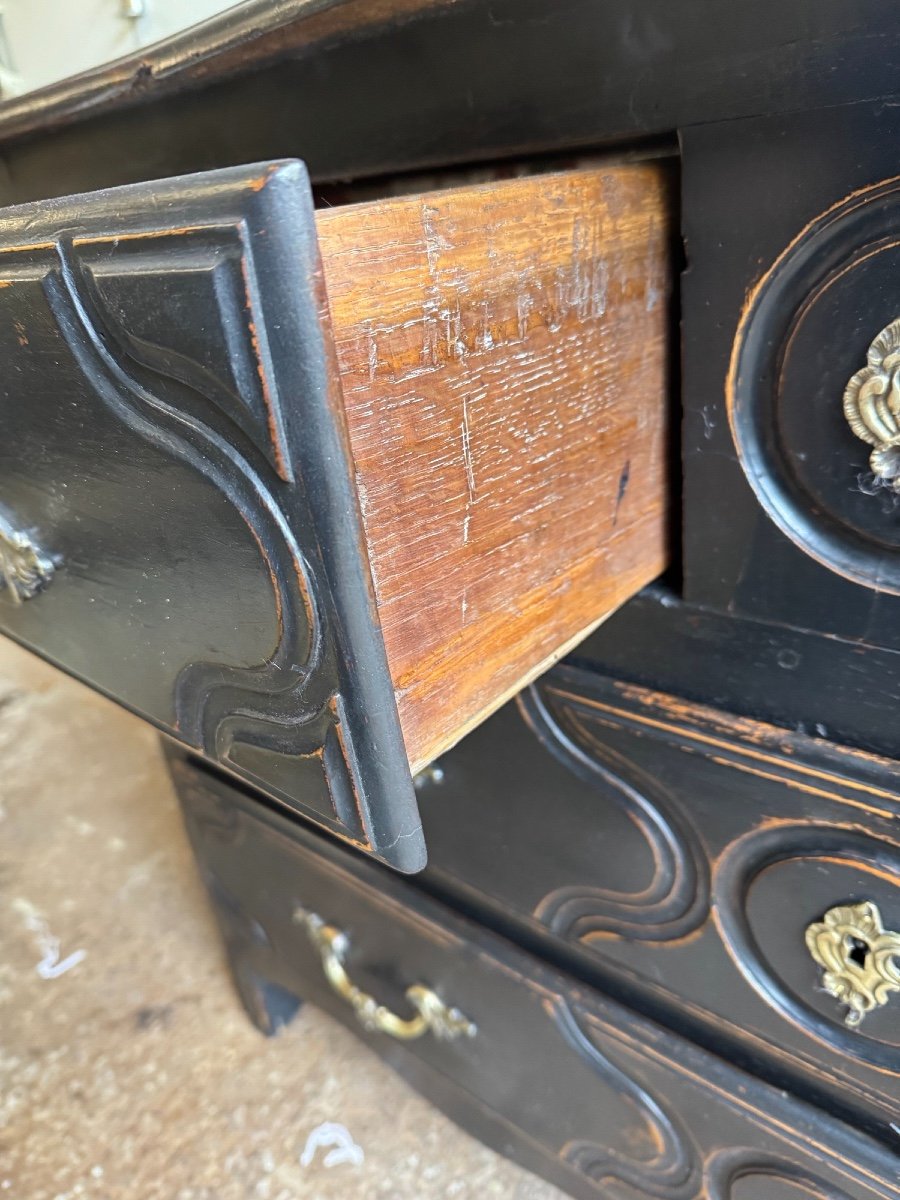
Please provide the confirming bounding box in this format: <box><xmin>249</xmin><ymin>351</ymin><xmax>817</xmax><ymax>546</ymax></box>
<box><xmin>0</xmin><ymin>0</ymin><xmax>239</xmax><ymax>95</ymax></box>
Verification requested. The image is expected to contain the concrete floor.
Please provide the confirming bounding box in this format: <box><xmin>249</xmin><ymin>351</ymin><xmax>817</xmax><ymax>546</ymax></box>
<box><xmin>0</xmin><ymin>636</ymin><xmax>564</xmax><ymax>1200</ymax></box>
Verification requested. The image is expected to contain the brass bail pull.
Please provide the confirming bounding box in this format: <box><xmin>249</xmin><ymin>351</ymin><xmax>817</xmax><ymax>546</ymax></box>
<box><xmin>293</xmin><ymin>907</ymin><xmax>477</xmax><ymax>1043</ymax></box>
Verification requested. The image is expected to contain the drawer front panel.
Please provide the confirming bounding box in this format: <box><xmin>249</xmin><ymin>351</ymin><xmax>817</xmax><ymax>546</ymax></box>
<box><xmin>0</xmin><ymin>161</ymin><xmax>423</xmax><ymax>870</ymax></box>
<box><xmin>175</xmin><ymin>754</ymin><xmax>900</xmax><ymax>1200</ymax></box>
<box><xmin>680</xmin><ymin>103</ymin><xmax>900</xmax><ymax>650</ymax></box>
<box><xmin>412</xmin><ymin>665</ymin><xmax>900</xmax><ymax>1133</ymax></box>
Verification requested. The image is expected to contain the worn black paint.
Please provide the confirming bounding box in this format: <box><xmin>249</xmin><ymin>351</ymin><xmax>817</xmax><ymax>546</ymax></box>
<box><xmin>172</xmin><ymin>747</ymin><xmax>900</xmax><ymax>1200</ymax></box>
<box><xmin>680</xmin><ymin>104</ymin><xmax>900</xmax><ymax>645</ymax></box>
<box><xmin>579</xmin><ymin>587</ymin><xmax>900</xmax><ymax>760</ymax></box>
<box><xmin>409</xmin><ymin>664</ymin><xmax>900</xmax><ymax>1143</ymax></box>
<box><xmin>578</xmin><ymin>103</ymin><xmax>900</xmax><ymax>764</ymax></box>
<box><xmin>0</xmin><ymin>162</ymin><xmax>424</xmax><ymax>870</ymax></box>
<box><xmin>4</xmin><ymin>6</ymin><xmax>900</xmax><ymax>1196</ymax></box>
<box><xmin>1</xmin><ymin>1</ymin><xmax>900</xmax><ymax>202</ymax></box>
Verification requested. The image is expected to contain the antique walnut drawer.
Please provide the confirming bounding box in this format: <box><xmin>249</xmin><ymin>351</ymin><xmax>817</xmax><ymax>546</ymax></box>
<box><xmin>0</xmin><ymin>159</ymin><xmax>669</xmax><ymax>869</ymax></box>
<box><xmin>412</xmin><ymin>665</ymin><xmax>900</xmax><ymax>1142</ymax></box>
<box><xmin>172</xmin><ymin>750</ymin><xmax>899</xmax><ymax>1200</ymax></box>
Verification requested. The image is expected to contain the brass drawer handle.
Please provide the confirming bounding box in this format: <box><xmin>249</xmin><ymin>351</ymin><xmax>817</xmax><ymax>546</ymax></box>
<box><xmin>293</xmin><ymin>907</ymin><xmax>477</xmax><ymax>1042</ymax></box>
<box><xmin>805</xmin><ymin>901</ymin><xmax>900</xmax><ymax>1027</ymax></box>
<box><xmin>0</xmin><ymin>519</ymin><xmax>54</xmax><ymax>605</ymax></box>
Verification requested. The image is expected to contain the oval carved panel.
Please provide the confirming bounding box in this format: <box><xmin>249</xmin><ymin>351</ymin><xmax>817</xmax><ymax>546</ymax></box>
<box><xmin>714</xmin><ymin>823</ymin><xmax>900</xmax><ymax>1068</ymax></box>
<box><xmin>728</xmin><ymin>175</ymin><xmax>900</xmax><ymax>592</ymax></box>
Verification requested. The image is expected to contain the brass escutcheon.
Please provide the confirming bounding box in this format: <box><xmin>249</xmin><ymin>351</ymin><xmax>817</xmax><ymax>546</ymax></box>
<box><xmin>0</xmin><ymin>519</ymin><xmax>54</xmax><ymax>605</ymax></box>
<box><xmin>805</xmin><ymin>900</ymin><xmax>900</xmax><ymax>1028</ymax></box>
<box><xmin>844</xmin><ymin>318</ymin><xmax>900</xmax><ymax>487</ymax></box>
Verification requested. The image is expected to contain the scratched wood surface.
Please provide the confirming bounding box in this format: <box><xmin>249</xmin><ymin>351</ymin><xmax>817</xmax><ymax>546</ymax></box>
<box><xmin>317</xmin><ymin>165</ymin><xmax>671</xmax><ymax>771</ymax></box>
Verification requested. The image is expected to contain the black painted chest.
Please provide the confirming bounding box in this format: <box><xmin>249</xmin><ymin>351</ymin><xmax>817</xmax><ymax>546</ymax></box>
<box><xmin>2</xmin><ymin>4</ymin><xmax>900</xmax><ymax>1197</ymax></box>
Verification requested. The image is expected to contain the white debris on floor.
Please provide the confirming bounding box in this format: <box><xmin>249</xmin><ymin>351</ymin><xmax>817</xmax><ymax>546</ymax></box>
<box><xmin>0</xmin><ymin>636</ymin><xmax>562</xmax><ymax>1200</ymax></box>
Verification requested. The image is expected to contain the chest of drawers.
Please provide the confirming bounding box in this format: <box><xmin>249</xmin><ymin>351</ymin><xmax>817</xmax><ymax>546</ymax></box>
<box><xmin>171</xmin><ymin>745</ymin><xmax>900</xmax><ymax>1200</ymax></box>
<box><xmin>3</xmin><ymin>2</ymin><xmax>900</xmax><ymax>1197</ymax></box>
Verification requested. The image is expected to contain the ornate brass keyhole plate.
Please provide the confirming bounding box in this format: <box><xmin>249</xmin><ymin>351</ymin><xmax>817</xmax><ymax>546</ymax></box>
<box><xmin>0</xmin><ymin>520</ymin><xmax>53</xmax><ymax>604</ymax></box>
<box><xmin>805</xmin><ymin>901</ymin><xmax>900</xmax><ymax>1027</ymax></box>
<box><xmin>843</xmin><ymin>319</ymin><xmax>900</xmax><ymax>488</ymax></box>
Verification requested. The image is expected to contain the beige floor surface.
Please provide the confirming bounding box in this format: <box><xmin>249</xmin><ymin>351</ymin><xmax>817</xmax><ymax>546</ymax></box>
<box><xmin>0</xmin><ymin>636</ymin><xmax>564</xmax><ymax>1200</ymax></box>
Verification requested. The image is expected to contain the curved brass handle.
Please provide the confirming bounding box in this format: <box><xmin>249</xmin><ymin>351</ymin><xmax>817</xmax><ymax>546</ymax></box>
<box><xmin>805</xmin><ymin>901</ymin><xmax>900</xmax><ymax>1027</ymax></box>
<box><xmin>293</xmin><ymin>907</ymin><xmax>477</xmax><ymax>1042</ymax></box>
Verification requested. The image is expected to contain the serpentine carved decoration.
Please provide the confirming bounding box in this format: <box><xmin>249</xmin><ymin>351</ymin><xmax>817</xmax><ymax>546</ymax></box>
<box><xmin>552</xmin><ymin>1000</ymin><xmax>699</xmax><ymax>1198</ymax></box>
<box><xmin>520</xmin><ymin>683</ymin><xmax>709</xmax><ymax>942</ymax></box>
<box><xmin>48</xmin><ymin>238</ymin><xmax>332</xmax><ymax>743</ymax></box>
<box><xmin>36</xmin><ymin>230</ymin><xmax>388</xmax><ymax>851</ymax></box>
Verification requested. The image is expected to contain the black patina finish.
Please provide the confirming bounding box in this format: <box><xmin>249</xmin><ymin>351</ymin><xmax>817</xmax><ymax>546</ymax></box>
<box><xmin>0</xmin><ymin>161</ymin><xmax>423</xmax><ymax>870</ymax></box>
<box><xmin>408</xmin><ymin>664</ymin><xmax>900</xmax><ymax>1144</ymax></box>
<box><xmin>172</xmin><ymin>748</ymin><xmax>900</xmax><ymax>1200</ymax></box>
<box><xmin>3</xmin><ymin>4</ymin><xmax>900</xmax><ymax>1196</ymax></box>
<box><xmin>0</xmin><ymin>1</ymin><xmax>898</xmax><ymax>201</ymax></box>
<box><xmin>681</xmin><ymin>103</ymin><xmax>900</xmax><ymax>637</ymax></box>
<box><xmin>584</xmin><ymin>102</ymin><xmax>900</xmax><ymax>758</ymax></box>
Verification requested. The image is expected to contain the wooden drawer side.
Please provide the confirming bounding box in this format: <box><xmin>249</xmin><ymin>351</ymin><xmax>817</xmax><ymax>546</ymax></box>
<box><xmin>318</xmin><ymin>165</ymin><xmax>671</xmax><ymax>770</ymax></box>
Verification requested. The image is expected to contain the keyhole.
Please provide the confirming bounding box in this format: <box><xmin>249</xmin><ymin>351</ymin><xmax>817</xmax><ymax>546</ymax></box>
<box><xmin>847</xmin><ymin>936</ymin><xmax>870</xmax><ymax>968</ymax></box>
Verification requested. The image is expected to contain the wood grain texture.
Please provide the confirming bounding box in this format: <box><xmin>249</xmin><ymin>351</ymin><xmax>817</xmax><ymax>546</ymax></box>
<box><xmin>317</xmin><ymin>165</ymin><xmax>670</xmax><ymax>771</ymax></box>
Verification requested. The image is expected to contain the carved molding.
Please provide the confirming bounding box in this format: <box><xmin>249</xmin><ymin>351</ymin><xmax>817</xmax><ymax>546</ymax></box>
<box><xmin>728</xmin><ymin>174</ymin><xmax>900</xmax><ymax>593</ymax></box>
<box><xmin>715</xmin><ymin>823</ymin><xmax>900</xmax><ymax>1070</ymax></box>
<box><xmin>552</xmin><ymin>1002</ymin><xmax>870</xmax><ymax>1200</ymax></box>
<box><xmin>552</xmin><ymin>1000</ymin><xmax>700</xmax><ymax>1199</ymax></box>
<box><xmin>53</xmin><ymin>236</ymin><xmax>340</xmax><ymax>763</ymax></box>
<box><xmin>520</xmin><ymin>683</ymin><xmax>709</xmax><ymax>942</ymax></box>
<box><xmin>512</xmin><ymin>671</ymin><xmax>900</xmax><ymax>1119</ymax></box>
<box><xmin>705</xmin><ymin>1149</ymin><xmax>856</xmax><ymax>1200</ymax></box>
<box><xmin>0</xmin><ymin>163</ymin><xmax>423</xmax><ymax>870</ymax></box>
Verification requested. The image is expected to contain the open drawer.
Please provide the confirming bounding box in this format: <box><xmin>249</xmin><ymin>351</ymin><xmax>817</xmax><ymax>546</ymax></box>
<box><xmin>0</xmin><ymin>159</ymin><xmax>670</xmax><ymax>869</ymax></box>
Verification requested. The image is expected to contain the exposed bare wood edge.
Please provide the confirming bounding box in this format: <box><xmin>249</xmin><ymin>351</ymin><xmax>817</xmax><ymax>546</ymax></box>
<box><xmin>408</xmin><ymin>609</ymin><xmax>619</xmax><ymax>775</ymax></box>
<box><xmin>0</xmin><ymin>0</ymin><xmax>454</xmax><ymax>146</ymax></box>
<box><xmin>397</xmin><ymin>551</ymin><xmax>663</xmax><ymax>773</ymax></box>
<box><xmin>318</xmin><ymin>163</ymin><xmax>671</xmax><ymax>772</ymax></box>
